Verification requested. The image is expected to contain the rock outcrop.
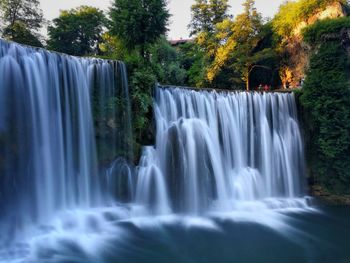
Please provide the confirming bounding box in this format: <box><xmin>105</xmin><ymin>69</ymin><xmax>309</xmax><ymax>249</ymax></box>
<box><xmin>280</xmin><ymin>1</ymin><xmax>348</xmax><ymax>87</ymax></box>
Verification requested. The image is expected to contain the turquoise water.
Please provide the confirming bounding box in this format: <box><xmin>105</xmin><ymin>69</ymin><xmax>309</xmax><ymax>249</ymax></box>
<box><xmin>27</xmin><ymin>205</ymin><xmax>350</xmax><ymax>263</ymax></box>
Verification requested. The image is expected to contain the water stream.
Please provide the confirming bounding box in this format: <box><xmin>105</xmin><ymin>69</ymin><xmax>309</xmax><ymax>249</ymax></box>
<box><xmin>0</xmin><ymin>40</ymin><xmax>349</xmax><ymax>263</ymax></box>
<box><xmin>0</xmin><ymin>39</ymin><xmax>132</xmax><ymax>253</ymax></box>
<box><xmin>136</xmin><ymin>86</ymin><xmax>308</xmax><ymax>215</ymax></box>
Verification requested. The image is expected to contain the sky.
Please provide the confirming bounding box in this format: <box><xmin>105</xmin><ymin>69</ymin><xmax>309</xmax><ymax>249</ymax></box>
<box><xmin>40</xmin><ymin>0</ymin><xmax>286</xmax><ymax>40</ymax></box>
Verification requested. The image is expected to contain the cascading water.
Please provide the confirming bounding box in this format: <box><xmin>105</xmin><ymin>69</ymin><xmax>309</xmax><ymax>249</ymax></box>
<box><xmin>0</xmin><ymin>39</ymin><xmax>132</xmax><ymax>245</ymax></box>
<box><xmin>93</xmin><ymin>59</ymin><xmax>133</xmax><ymax>164</ymax></box>
<box><xmin>0</xmin><ymin>39</ymin><xmax>315</xmax><ymax>263</ymax></box>
<box><xmin>136</xmin><ymin>86</ymin><xmax>307</xmax><ymax>215</ymax></box>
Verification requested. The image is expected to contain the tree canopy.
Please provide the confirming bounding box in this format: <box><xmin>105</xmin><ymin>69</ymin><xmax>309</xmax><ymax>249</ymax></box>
<box><xmin>47</xmin><ymin>6</ymin><xmax>106</xmax><ymax>56</ymax></box>
<box><xmin>189</xmin><ymin>0</ymin><xmax>231</xmax><ymax>36</ymax></box>
<box><xmin>0</xmin><ymin>0</ymin><xmax>43</xmax><ymax>46</ymax></box>
<box><xmin>197</xmin><ymin>0</ymin><xmax>278</xmax><ymax>89</ymax></box>
<box><xmin>149</xmin><ymin>37</ymin><xmax>187</xmax><ymax>85</ymax></box>
<box><xmin>109</xmin><ymin>0</ymin><xmax>170</xmax><ymax>54</ymax></box>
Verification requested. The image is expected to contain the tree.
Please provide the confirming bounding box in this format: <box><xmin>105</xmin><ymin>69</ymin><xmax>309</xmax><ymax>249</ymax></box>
<box><xmin>227</xmin><ymin>0</ymin><xmax>267</xmax><ymax>90</ymax></box>
<box><xmin>48</xmin><ymin>6</ymin><xmax>106</xmax><ymax>56</ymax></box>
<box><xmin>0</xmin><ymin>0</ymin><xmax>43</xmax><ymax>46</ymax></box>
<box><xmin>106</xmin><ymin>0</ymin><xmax>170</xmax><ymax>154</ymax></box>
<box><xmin>178</xmin><ymin>41</ymin><xmax>207</xmax><ymax>87</ymax></box>
<box><xmin>149</xmin><ymin>37</ymin><xmax>187</xmax><ymax>85</ymax></box>
<box><xmin>187</xmin><ymin>0</ymin><xmax>231</xmax><ymax>88</ymax></box>
<box><xmin>2</xmin><ymin>21</ymin><xmax>43</xmax><ymax>47</ymax></box>
<box><xmin>189</xmin><ymin>0</ymin><xmax>230</xmax><ymax>36</ymax></box>
<box><xmin>99</xmin><ymin>33</ymin><xmax>130</xmax><ymax>60</ymax></box>
<box><xmin>189</xmin><ymin>0</ymin><xmax>231</xmax><ymax>59</ymax></box>
<box><xmin>109</xmin><ymin>0</ymin><xmax>170</xmax><ymax>56</ymax></box>
<box><xmin>206</xmin><ymin>0</ymin><xmax>278</xmax><ymax>90</ymax></box>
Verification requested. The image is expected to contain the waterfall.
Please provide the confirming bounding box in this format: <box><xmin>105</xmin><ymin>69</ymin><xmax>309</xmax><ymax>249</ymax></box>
<box><xmin>136</xmin><ymin>86</ymin><xmax>307</xmax><ymax>214</ymax></box>
<box><xmin>0</xmin><ymin>40</ymin><xmax>307</xmax><ymax>229</ymax></box>
<box><xmin>0</xmin><ymin>39</ymin><xmax>314</xmax><ymax>263</ymax></box>
<box><xmin>0</xmin><ymin>39</ymin><xmax>132</xmax><ymax>241</ymax></box>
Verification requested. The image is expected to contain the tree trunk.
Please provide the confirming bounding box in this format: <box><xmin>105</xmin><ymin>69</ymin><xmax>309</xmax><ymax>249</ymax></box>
<box><xmin>246</xmin><ymin>69</ymin><xmax>250</xmax><ymax>91</ymax></box>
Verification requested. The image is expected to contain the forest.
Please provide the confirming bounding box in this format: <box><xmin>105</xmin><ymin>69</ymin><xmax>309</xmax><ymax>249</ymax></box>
<box><xmin>1</xmin><ymin>0</ymin><xmax>350</xmax><ymax>197</ymax></box>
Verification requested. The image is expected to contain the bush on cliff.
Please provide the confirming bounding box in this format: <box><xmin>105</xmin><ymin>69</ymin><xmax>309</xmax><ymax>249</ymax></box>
<box><xmin>301</xmin><ymin>18</ymin><xmax>350</xmax><ymax>193</ymax></box>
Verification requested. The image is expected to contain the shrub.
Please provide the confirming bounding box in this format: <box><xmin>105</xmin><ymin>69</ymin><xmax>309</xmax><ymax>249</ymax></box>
<box><xmin>300</xmin><ymin>32</ymin><xmax>350</xmax><ymax>193</ymax></box>
<box><xmin>273</xmin><ymin>0</ymin><xmax>346</xmax><ymax>38</ymax></box>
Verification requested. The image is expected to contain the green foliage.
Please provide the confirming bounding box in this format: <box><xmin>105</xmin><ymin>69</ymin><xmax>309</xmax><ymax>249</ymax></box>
<box><xmin>149</xmin><ymin>37</ymin><xmax>187</xmax><ymax>86</ymax></box>
<box><xmin>104</xmin><ymin>0</ymin><xmax>171</xmax><ymax>157</ymax></box>
<box><xmin>204</xmin><ymin>0</ymin><xmax>279</xmax><ymax>89</ymax></box>
<box><xmin>227</xmin><ymin>1</ymin><xmax>267</xmax><ymax>89</ymax></box>
<box><xmin>99</xmin><ymin>33</ymin><xmax>131</xmax><ymax>60</ymax></box>
<box><xmin>273</xmin><ymin>0</ymin><xmax>346</xmax><ymax>37</ymax></box>
<box><xmin>0</xmin><ymin>0</ymin><xmax>43</xmax><ymax>46</ymax></box>
<box><xmin>300</xmin><ymin>32</ymin><xmax>350</xmax><ymax>193</ymax></box>
<box><xmin>109</xmin><ymin>0</ymin><xmax>170</xmax><ymax>53</ymax></box>
<box><xmin>189</xmin><ymin>0</ymin><xmax>231</xmax><ymax>36</ymax></box>
<box><xmin>48</xmin><ymin>6</ymin><xmax>106</xmax><ymax>56</ymax></box>
<box><xmin>188</xmin><ymin>0</ymin><xmax>231</xmax><ymax>87</ymax></box>
<box><xmin>0</xmin><ymin>0</ymin><xmax>43</xmax><ymax>30</ymax></box>
<box><xmin>178</xmin><ymin>42</ymin><xmax>207</xmax><ymax>87</ymax></box>
<box><xmin>124</xmin><ymin>39</ymin><xmax>189</xmax><ymax>151</ymax></box>
<box><xmin>127</xmin><ymin>56</ymin><xmax>156</xmax><ymax>153</ymax></box>
<box><xmin>303</xmin><ymin>17</ymin><xmax>350</xmax><ymax>43</ymax></box>
<box><xmin>2</xmin><ymin>21</ymin><xmax>42</xmax><ymax>47</ymax></box>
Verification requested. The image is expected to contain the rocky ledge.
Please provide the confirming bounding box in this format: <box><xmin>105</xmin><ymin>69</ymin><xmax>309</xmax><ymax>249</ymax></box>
<box><xmin>311</xmin><ymin>185</ymin><xmax>350</xmax><ymax>205</ymax></box>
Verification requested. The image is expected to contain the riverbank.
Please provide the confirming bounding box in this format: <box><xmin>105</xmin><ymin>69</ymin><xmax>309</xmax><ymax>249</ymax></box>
<box><xmin>311</xmin><ymin>185</ymin><xmax>350</xmax><ymax>205</ymax></box>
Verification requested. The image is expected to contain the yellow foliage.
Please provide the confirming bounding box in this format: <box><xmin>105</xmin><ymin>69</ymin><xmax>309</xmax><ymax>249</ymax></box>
<box><xmin>206</xmin><ymin>37</ymin><xmax>236</xmax><ymax>82</ymax></box>
<box><xmin>99</xmin><ymin>33</ymin><xmax>128</xmax><ymax>60</ymax></box>
<box><xmin>272</xmin><ymin>0</ymin><xmax>345</xmax><ymax>37</ymax></box>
